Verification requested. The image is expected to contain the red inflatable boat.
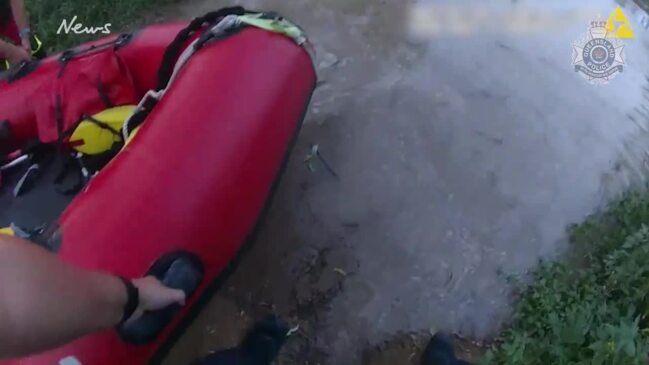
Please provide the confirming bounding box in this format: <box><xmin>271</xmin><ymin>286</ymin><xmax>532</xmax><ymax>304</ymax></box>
<box><xmin>0</xmin><ymin>7</ymin><xmax>315</xmax><ymax>365</ymax></box>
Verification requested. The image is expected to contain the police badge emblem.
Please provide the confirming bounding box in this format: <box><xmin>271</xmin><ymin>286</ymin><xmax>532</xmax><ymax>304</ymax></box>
<box><xmin>571</xmin><ymin>19</ymin><xmax>625</xmax><ymax>85</ymax></box>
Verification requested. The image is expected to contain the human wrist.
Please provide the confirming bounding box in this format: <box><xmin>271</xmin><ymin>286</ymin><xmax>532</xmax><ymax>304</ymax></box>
<box><xmin>115</xmin><ymin>277</ymin><xmax>140</xmax><ymax>325</ymax></box>
<box><xmin>19</xmin><ymin>27</ymin><xmax>30</xmax><ymax>38</ymax></box>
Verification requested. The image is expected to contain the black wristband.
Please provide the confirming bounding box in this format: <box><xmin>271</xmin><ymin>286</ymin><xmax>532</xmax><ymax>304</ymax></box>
<box><xmin>117</xmin><ymin>276</ymin><xmax>139</xmax><ymax>325</ymax></box>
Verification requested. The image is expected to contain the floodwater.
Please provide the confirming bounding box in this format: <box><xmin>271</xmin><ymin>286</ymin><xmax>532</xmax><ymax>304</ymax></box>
<box><xmin>158</xmin><ymin>0</ymin><xmax>649</xmax><ymax>363</ymax></box>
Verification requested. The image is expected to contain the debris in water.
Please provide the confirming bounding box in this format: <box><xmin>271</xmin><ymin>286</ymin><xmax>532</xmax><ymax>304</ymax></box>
<box><xmin>304</xmin><ymin>144</ymin><xmax>339</xmax><ymax>178</ymax></box>
<box><xmin>333</xmin><ymin>267</ymin><xmax>347</xmax><ymax>276</ymax></box>
<box><xmin>318</xmin><ymin>51</ymin><xmax>340</xmax><ymax>69</ymax></box>
<box><xmin>287</xmin><ymin>324</ymin><xmax>300</xmax><ymax>337</ymax></box>
<box><xmin>341</xmin><ymin>221</ymin><xmax>359</xmax><ymax>229</ymax></box>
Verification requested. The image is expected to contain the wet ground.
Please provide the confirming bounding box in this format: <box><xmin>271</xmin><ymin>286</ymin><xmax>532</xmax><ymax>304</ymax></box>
<box><xmin>151</xmin><ymin>0</ymin><xmax>649</xmax><ymax>363</ymax></box>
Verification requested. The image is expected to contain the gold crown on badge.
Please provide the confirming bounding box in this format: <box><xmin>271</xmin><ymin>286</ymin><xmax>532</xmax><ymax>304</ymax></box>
<box><xmin>589</xmin><ymin>19</ymin><xmax>608</xmax><ymax>38</ymax></box>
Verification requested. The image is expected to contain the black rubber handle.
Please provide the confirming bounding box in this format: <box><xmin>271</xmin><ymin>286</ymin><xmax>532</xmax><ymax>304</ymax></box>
<box><xmin>117</xmin><ymin>252</ymin><xmax>203</xmax><ymax>344</ymax></box>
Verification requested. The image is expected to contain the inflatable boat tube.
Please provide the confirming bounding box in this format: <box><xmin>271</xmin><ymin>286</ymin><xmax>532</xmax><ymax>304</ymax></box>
<box><xmin>0</xmin><ymin>8</ymin><xmax>316</xmax><ymax>365</ymax></box>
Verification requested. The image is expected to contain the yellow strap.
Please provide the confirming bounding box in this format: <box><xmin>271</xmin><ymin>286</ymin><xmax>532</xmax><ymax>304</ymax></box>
<box><xmin>31</xmin><ymin>34</ymin><xmax>43</xmax><ymax>54</ymax></box>
<box><xmin>0</xmin><ymin>227</ymin><xmax>15</xmax><ymax>236</ymax></box>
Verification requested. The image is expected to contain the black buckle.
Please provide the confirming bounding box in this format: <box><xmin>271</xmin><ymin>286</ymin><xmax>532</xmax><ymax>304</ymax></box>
<box><xmin>115</xmin><ymin>33</ymin><xmax>133</xmax><ymax>48</ymax></box>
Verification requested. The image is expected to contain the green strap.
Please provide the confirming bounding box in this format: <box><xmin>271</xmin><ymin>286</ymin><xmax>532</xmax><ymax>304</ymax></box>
<box><xmin>237</xmin><ymin>14</ymin><xmax>307</xmax><ymax>45</ymax></box>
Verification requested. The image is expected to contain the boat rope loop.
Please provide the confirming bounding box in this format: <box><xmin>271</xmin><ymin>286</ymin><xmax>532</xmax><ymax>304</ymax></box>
<box><xmin>121</xmin><ymin>8</ymin><xmax>310</xmax><ymax>141</ymax></box>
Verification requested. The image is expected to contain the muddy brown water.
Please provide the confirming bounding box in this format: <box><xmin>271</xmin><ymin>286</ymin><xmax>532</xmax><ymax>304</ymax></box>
<box><xmin>146</xmin><ymin>0</ymin><xmax>649</xmax><ymax>363</ymax></box>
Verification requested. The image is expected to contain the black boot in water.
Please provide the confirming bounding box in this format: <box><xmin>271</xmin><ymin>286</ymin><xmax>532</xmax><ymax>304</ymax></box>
<box><xmin>421</xmin><ymin>333</ymin><xmax>472</xmax><ymax>365</ymax></box>
<box><xmin>194</xmin><ymin>316</ymin><xmax>289</xmax><ymax>365</ymax></box>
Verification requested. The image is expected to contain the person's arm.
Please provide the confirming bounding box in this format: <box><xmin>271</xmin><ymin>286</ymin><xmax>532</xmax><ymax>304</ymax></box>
<box><xmin>9</xmin><ymin>0</ymin><xmax>29</xmax><ymax>50</ymax></box>
<box><xmin>0</xmin><ymin>234</ymin><xmax>186</xmax><ymax>358</ymax></box>
<box><xmin>0</xmin><ymin>38</ymin><xmax>29</xmax><ymax>64</ymax></box>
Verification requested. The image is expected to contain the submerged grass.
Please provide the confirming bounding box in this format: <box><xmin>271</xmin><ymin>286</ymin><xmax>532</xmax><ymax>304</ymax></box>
<box><xmin>485</xmin><ymin>189</ymin><xmax>649</xmax><ymax>364</ymax></box>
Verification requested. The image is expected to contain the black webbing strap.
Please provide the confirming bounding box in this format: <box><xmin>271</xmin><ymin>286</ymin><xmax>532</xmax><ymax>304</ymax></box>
<box><xmin>123</xmin><ymin>94</ymin><xmax>158</xmax><ymax>139</ymax></box>
<box><xmin>81</xmin><ymin>114</ymin><xmax>123</xmax><ymax>140</ymax></box>
<box><xmin>57</xmin><ymin>114</ymin><xmax>83</xmax><ymax>145</ymax></box>
<box><xmin>54</xmin><ymin>95</ymin><xmax>64</xmax><ymax>151</ymax></box>
<box><xmin>155</xmin><ymin>6</ymin><xmax>246</xmax><ymax>91</ymax></box>
<box><xmin>96</xmin><ymin>77</ymin><xmax>114</xmax><ymax>108</ymax></box>
<box><xmin>54</xmin><ymin>153</ymin><xmax>84</xmax><ymax>195</ymax></box>
<box><xmin>57</xmin><ymin>34</ymin><xmax>132</xmax><ymax>78</ymax></box>
<box><xmin>52</xmin><ymin>143</ymin><xmax>123</xmax><ymax>195</ymax></box>
<box><xmin>0</xmin><ymin>120</ymin><xmax>10</xmax><ymax>147</ymax></box>
<box><xmin>122</xmin><ymin>8</ymin><xmax>248</xmax><ymax>139</ymax></box>
<box><xmin>48</xmin><ymin>109</ymin><xmax>123</xmax><ymax>195</ymax></box>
